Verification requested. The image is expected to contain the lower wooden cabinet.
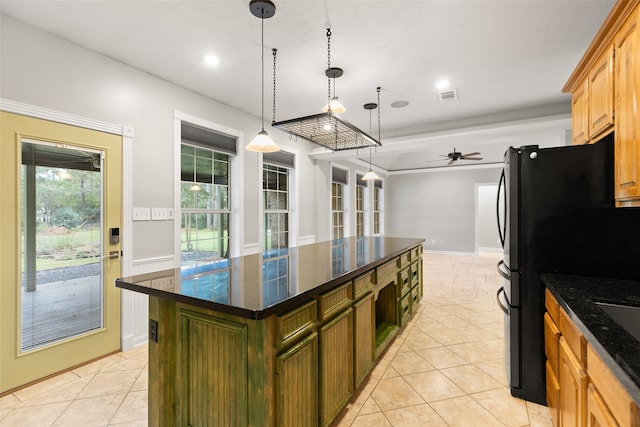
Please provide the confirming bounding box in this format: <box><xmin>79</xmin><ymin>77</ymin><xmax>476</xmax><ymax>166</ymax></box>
<box><xmin>276</xmin><ymin>332</ymin><xmax>319</xmax><ymax>427</ymax></box>
<box><xmin>559</xmin><ymin>337</ymin><xmax>588</xmax><ymax>427</ymax></box>
<box><xmin>319</xmin><ymin>308</ymin><xmax>353</xmax><ymax>426</ymax></box>
<box><xmin>587</xmin><ymin>383</ymin><xmax>619</xmax><ymax>427</ymax></box>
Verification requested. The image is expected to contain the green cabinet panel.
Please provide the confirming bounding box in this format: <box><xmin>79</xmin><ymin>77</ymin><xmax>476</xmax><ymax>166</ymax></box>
<box><xmin>319</xmin><ymin>308</ymin><xmax>353</xmax><ymax>426</ymax></box>
<box><xmin>179</xmin><ymin>309</ymin><xmax>248</xmax><ymax>427</ymax></box>
<box><xmin>276</xmin><ymin>332</ymin><xmax>318</xmax><ymax>427</ymax></box>
<box><xmin>353</xmin><ymin>293</ymin><xmax>375</xmax><ymax>388</ymax></box>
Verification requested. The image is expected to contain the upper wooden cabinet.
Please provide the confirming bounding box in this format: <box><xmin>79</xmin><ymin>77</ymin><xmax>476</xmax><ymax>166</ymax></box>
<box><xmin>564</xmin><ymin>0</ymin><xmax>640</xmax><ymax>206</ymax></box>
<box><xmin>614</xmin><ymin>5</ymin><xmax>640</xmax><ymax>206</ymax></box>
<box><xmin>571</xmin><ymin>47</ymin><xmax>614</xmax><ymax>146</ymax></box>
<box><xmin>589</xmin><ymin>47</ymin><xmax>615</xmax><ymax>141</ymax></box>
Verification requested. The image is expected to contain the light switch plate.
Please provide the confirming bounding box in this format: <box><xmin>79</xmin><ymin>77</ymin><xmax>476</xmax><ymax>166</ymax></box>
<box><xmin>132</xmin><ymin>207</ymin><xmax>151</xmax><ymax>221</ymax></box>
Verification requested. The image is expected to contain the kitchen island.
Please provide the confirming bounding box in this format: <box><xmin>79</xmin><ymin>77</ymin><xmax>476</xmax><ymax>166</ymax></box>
<box><xmin>116</xmin><ymin>236</ymin><xmax>424</xmax><ymax>427</ymax></box>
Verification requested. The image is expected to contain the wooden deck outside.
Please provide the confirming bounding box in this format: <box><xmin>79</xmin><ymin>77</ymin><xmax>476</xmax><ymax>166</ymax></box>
<box><xmin>21</xmin><ymin>273</ymin><xmax>102</xmax><ymax>350</ymax></box>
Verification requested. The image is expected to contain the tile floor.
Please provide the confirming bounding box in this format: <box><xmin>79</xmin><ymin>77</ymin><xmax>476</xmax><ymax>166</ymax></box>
<box><xmin>0</xmin><ymin>252</ymin><xmax>553</xmax><ymax>427</ymax></box>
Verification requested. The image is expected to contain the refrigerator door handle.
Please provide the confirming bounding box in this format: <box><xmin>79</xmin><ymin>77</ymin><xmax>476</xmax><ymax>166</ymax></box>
<box><xmin>496</xmin><ymin>286</ymin><xmax>510</xmax><ymax>315</ymax></box>
<box><xmin>496</xmin><ymin>260</ymin><xmax>510</xmax><ymax>281</ymax></box>
<box><xmin>496</xmin><ymin>168</ymin><xmax>506</xmax><ymax>248</ymax></box>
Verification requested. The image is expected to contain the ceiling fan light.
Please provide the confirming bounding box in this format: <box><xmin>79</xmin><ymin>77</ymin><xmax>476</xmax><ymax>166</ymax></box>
<box><xmin>362</xmin><ymin>169</ymin><xmax>381</xmax><ymax>181</ymax></box>
<box><xmin>322</xmin><ymin>97</ymin><xmax>346</xmax><ymax>114</ymax></box>
<box><xmin>245</xmin><ymin>129</ymin><xmax>280</xmax><ymax>152</ymax></box>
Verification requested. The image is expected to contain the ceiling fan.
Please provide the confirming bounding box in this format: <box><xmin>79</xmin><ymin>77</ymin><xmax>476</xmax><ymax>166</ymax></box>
<box><xmin>436</xmin><ymin>147</ymin><xmax>483</xmax><ymax>165</ymax></box>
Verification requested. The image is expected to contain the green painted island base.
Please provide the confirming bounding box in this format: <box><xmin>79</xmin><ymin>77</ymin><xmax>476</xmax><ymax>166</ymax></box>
<box><xmin>146</xmin><ymin>244</ymin><xmax>423</xmax><ymax>426</ymax></box>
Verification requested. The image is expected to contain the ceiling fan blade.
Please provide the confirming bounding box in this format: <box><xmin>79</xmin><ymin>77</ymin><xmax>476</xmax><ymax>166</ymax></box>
<box><xmin>461</xmin><ymin>156</ymin><xmax>483</xmax><ymax>161</ymax></box>
<box><xmin>461</xmin><ymin>152</ymin><xmax>480</xmax><ymax>157</ymax></box>
<box><xmin>447</xmin><ymin>159</ymin><xmax>456</xmax><ymax>166</ymax></box>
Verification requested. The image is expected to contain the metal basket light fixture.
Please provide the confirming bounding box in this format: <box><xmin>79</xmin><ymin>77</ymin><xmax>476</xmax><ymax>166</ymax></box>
<box><xmin>272</xmin><ymin>28</ymin><xmax>382</xmax><ymax>152</ymax></box>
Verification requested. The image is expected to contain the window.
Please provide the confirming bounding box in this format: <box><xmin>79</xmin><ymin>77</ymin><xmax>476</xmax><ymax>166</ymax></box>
<box><xmin>332</xmin><ymin>167</ymin><xmax>347</xmax><ymax>240</ymax></box>
<box><xmin>374</xmin><ymin>180</ymin><xmax>383</xmax><ymax>234</ymax></box>
<box><xmin>355</xmin><ymin>174</ymin><xmax>365</xmax><ymax>237</ymax></box>
<box><xmin>180</xmin><ymin>122</ymin><xmax>235</xmax><ymax>268</ymax></box>
<box><xmin>263</xmin><ymin>150</ymin><xmax>294</xmax><ymax>252</ymax></box>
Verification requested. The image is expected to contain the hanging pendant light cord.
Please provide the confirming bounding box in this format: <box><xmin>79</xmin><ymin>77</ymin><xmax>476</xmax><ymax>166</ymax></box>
<box><xmin>327</xmin><ymin>28</ymin><xmax>332</xmax><ymax>110</ymax></box>
<box><xmin>272</xmin><ymin>48</ymin><xmax>277</xmax><ymax>124</ymax></box>
<box><xmin>377</xmin><ymin>86</ymin><xmax>381</xmax><ymax>145</ymax></box>
<box><xmin>260</xmin><ymin>10</ymin><xmax>265</xmax><ymax>132</ymax></box>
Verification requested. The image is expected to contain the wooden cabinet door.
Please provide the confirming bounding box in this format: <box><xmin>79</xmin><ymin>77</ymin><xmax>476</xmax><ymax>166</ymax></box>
<box><xmin>319</xmin><ymin>308</ymin><xmax>353</xmax><ymax>427</ymax></box>
<box><xmin>572</xmin><ymin>80</ymin><xmax>589</xmax><ymax>145</ymax></box>
<box><xmin>589</xmin><ymin>47</ymin><xmax>615</xmax><ymax>140</ymax></box>
<box><xmin>353</xmin><ymin>293</ymin><xmax>375</xmax><ymax>388</ymax></box>
<box><xmin>586</xmin><ymin>384</ymin><xmax>619</xmax><ymax>427</ymax></box>
<box><xmin>559</xmin><ymin>337</ymin><xmax>588</xmax><ymax>427</ymax></box>
<box><xmin>614</xmin><ymin>7</ymin><xmax>640</xmax><ymax>204</ymax></box>
<box><xmin>276</xmin><ymin>332</ymin><xmax>318</xmax><ymax>427</ymax></box>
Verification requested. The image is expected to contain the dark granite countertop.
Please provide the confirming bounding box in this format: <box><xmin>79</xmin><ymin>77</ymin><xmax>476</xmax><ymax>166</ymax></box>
<box><xmin>116</xmin><ymin>236</ymin><xmax>424</xmax><ymax>320</ymax></box>
<box><xmin>542</xmin><ymin>273</ymin><xmax>640</xmax><ymax>406</ymax></box>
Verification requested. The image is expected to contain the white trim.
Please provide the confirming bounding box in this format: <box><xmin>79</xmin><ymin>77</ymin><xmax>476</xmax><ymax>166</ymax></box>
<box><xmin>244</xmin><ymin>243</ymin><xmax>261</xmax><ymax>255</ymax></box>
<box><xmin>173</xmin><ymin>110</ymin><xmax>245</xmax><ymax>259</ymax></box>
<box><xmin>132</xmin><ymin>255</ymin><xmax>175</xmax><ymax>274</ymax></box>
<box><xmin>298</xmin><ymin>235</ymin><xmax>316</xmax><ymax>246</ymax></box>
<box><xmin>0</xmin><ymin>98</ymin><xmax>125</xmax><ymax>135</ymax></box>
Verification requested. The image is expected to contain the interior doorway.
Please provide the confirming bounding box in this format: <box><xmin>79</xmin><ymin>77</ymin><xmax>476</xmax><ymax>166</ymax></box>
<box><xmin>475</xmin><ymin>183</ymin><xmax>502</xmax><ymax>254</ymax></box>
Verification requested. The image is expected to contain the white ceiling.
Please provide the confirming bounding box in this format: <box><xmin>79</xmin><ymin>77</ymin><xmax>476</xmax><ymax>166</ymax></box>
<box><xmin>0</xmin><ymin>0</ymin><xmax>615</xmax><ymax>171</ymax></box>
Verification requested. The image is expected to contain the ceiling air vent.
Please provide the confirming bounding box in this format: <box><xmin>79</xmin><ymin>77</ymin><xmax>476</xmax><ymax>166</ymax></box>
<box><xmin>438</xmin><ymin>89</ymin><xmax>458</xmax><ymax>103</ymax></box>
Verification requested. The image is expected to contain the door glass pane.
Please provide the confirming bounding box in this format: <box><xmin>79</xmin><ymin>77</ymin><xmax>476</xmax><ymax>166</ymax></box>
<box><xmin>20</xmin><ymin>140</ymin><xmax>103</xmax><ymax>351</ymax></box>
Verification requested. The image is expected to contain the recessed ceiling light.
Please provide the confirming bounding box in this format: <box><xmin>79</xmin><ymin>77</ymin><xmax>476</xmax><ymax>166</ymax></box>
<box><xmin>435</xmin><ymin>79</ymin><xmax>449</xmax><ymax>90</ymax></box>
<box><xmin>203</xmin><ymin>54</ymin><xmax>220</xmax><ymax>67</ymax></box>
<box><xmin>390</xmin><ymin>100</ymin><xmax>409</xmax><ymax>108</ymax></box>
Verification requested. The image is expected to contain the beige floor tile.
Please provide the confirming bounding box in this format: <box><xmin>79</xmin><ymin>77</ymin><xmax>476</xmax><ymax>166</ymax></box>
<box><xmin>414</xmin><ymin>346</ymin><xmax>467</xmax><ymax>370</ymax></box>
<box><xmin>52</xmin><ymin>393</ymin><xmax>125</xmax><ymax>426</ymax></box>
<box><xmin>130</xmin><ymin>367</ymin><xmax>148</xmax><ymax>392</ymax></box>
<box><xmin>77</xmin><ymin>369</ymin><xmax>140</xmax><ymax>399</ymax></box>
<box><xmin>390</xmin><ymin>351</ymin><xmax>435</xmax><ymax>376</ymax></box>
<box><xmin>350</xmin><ymin>412</ymin><xmax>393</xmax><ymax>427</ymax></box>
<box><xmin>471</xmin><ymin>387</ymin><xmax>530</xmax><ymax>427</ymax></box>
<box><xmin>439</xmin><ymin>364</ymin><xmax>503</xmax><ymax>394</ymax></box>
<box><xmin>12</xmin><ymin>372</ymin><xmax>81</xmax><ymax>402</ymax></box>
<box><xmin>0</xmin><ymin>394</ymin><xmax>20</xmax><ymax>414</ymax></box>
<box><xmin>430</xmin><ymin>395</ymin><xmax>505</xmax><ymax>427</ymax></box>
<box><xmin>71</xmin><ymin>354</ymin><xmax>127</xmax><ymax>378</ymax></box>
<box><xmin>107</xmin><ymin>420</ymin><xmax>148</xmax><ymax>427</ymax></box>
<box><xmin>403</xmin><ymin>370</ymin><xmax>466</xmax><ymax>403</ymax></box>
<box><xmin>370</xmin><ymin>377</ymin><xmax>425</xmax><ymax>411</ymax></box>
<box><xmin>447</xmin><ymin>341</ymin><xmax>501</xmax><ymax>363</ymax></box>
<box><xmin>110</xmin><ymin>390</ymin><xmax>147</xmax><ymax>424</ymax></box>
<box><xmin>526</xmin><ymin>400</ymin><xmax>554</xmax><ymax>427</ymax></box>
<box><xmin>17</xmin><ymin>375</ymin><xmax>93</xmax><ymax>408</ymax></box>
<box><xmin>359</xmin><ymin>396</ymin><xmax>382</xmax><ymax>416</ymax></box>
<box><xmin>0</xmin><ymin>401</ymin><xmax>69</xmax><ymax>426</ymax></box>
<box><xmin>100</xmin><ymin>351</ymin><xmax>148</xmax><ymax>373</ymax></box>
<box><xmin>474</xmin><ymin>358</ymin><xmax>508</xmax><ymax>386</ymax></box>
<box><xmin>424</xmin><ymin>328</ymin><xmax>470</xmax><ymax>346</ymax></box>
<box><xmin>384</xmin><ymin>403</ymin><xmax>448</xmax><ymax>427</ymax></box>
<box><xmin>334</xmin><ymin>402</ymin><xmax>363</xmax><ymax>426</ymax></box>
<box><xmin>402</xmin><ymin>331</ymin><xmax>443</xmax><ymax>352</ymax></box>
<box><xmin>381</xmin><ymin>365</ymin><xmax>401</xmax><ymax>379</ymax></box>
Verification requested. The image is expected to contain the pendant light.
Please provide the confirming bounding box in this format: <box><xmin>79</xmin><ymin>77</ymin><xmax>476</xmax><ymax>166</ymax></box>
<box><xmin>362</xmin><ymin>87</ymin><xmax>382</xmax><ymax>181</ymax></box>
<box><xmin>245</xmin><ymin>0</ymin><xmax>280</xmax><ymax>153</ymax></box>
<box><xmin>321</xmin><ymin>31</ymin><xmax>346</xmax><ymax>115</ymax></box>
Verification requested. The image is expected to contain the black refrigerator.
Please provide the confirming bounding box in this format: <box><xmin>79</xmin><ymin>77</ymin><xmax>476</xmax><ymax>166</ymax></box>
<box><xmin>496</xmin><ymin>135</ymin><xmax>640</xmax><ymax>405</ymax></box>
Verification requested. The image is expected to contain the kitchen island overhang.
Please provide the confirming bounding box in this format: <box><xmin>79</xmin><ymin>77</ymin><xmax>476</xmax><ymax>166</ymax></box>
<box><xmin>116</xmin><ymin>236</ymin><xmax>424</xmax><ymax>426</ymax></box>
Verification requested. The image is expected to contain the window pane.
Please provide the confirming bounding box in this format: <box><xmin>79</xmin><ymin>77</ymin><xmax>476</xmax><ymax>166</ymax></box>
<box><xmin>195</xmin><ymin>156</ymin><xmax>213</xmax><ymax>184</ymax></box>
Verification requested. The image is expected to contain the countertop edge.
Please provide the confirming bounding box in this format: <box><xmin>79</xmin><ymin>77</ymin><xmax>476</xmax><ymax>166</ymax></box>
<box><xmin>116</xmin><ymin>239</ymin><xmax>424</xmax><ymax>320</ymax></box>
<box><xmin>542</xmin><ymin>273</ymin><xmax>640</xmax><ymax>407</ymax></box>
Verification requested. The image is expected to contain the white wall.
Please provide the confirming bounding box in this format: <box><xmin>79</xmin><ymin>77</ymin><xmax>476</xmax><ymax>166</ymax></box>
<box><xmin>386</xmin><ymin>167</ymin><xmax>502</xmax><ymax>253</ymax></box>
<box><xmin>0</xmin><ymin>14</ymin><xmax>325</xmax><ymax>259</ymax></box>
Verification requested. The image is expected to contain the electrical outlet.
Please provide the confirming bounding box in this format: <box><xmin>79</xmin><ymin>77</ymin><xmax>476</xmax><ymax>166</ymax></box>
<box><xmin>149</xmin><ymin>319</ymin><xmax>158</xmax><ymax>343</ymax></box>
